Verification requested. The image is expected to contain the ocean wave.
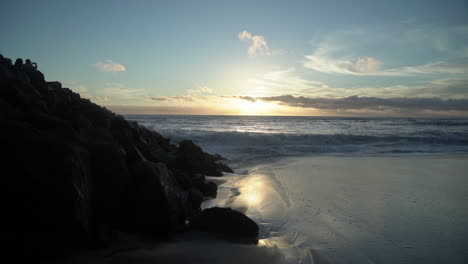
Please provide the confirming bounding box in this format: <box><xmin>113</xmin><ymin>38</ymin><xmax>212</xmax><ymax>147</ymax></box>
<box><xmin>151</xmin><ymin>128</ymin><xmax>468</xmax><ymax>162</ymax></box>
<box><xmin>159</xmin><ymin>129</ymin><xmax>468</xmax><ymax>146</ymax></box>
<box><xmin>401</xmin><ymin>119</ymin><xmax>468</xmax><ymax>127</ymax></box>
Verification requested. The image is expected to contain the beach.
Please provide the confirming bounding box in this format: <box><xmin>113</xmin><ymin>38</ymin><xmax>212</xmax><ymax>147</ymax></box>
<box><xmin>209</xmin><ymin>155</ymin><xmax>468</xmax><ymax>264</ymax></box>
<box><xmin>124</xmin><ymin>115</ymin><xmax>468</xmax><ymax>263</ymax></box>
<box><xmin>64</xmin><ymin>155</ymin><xmax>468</xmax><ymax>264</ymax></box>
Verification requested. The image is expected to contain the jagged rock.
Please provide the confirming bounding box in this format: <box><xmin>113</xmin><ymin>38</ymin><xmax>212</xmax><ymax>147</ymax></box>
<box><xmin>174</xmin><ymin>140</ymin><xmax>233</xmax><ymax>176</ymax></box>
<box><xmin>192</xmin><ymin>207</ymin><xmax>259</xmax><ymax>244</ymax></box>
<box><xmin>187</xmin><ymin>188</ymin><xmax>204</xmax><ymax>213</ymax></box>
<box><xmin>191</xmin><ymin>174</ymin><xmax>218</xmax><ymax>198</ymax></box>
<box><xmin>0</xmin><ymin>55</ymin><xmax>235</xmax><ymax>260</ymax></box>
<box><xmin>124</xmin><ymin>161</ymin><xmax>187</xmax><ymax>235</ymax></box>
<box><xmin>197</xmin><ymin>181</ymin><xmax>218</xmax><ymax>198</ymax></box>
<box><xmin>171</xmin><ymin>168</ymin><xmax>193</xmax><ymax>189</ymax></box>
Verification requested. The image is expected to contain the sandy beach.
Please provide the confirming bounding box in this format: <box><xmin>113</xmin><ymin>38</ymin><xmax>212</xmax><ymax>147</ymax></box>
<box><xmin>230</xmin><ymin>155</ymin><xmax>468</xmax><ymax>264</ymax></box>
<box><xmin>62</xmin><ymin>155</ymin><xmax>468</xmax><ymax>264</ymax></box>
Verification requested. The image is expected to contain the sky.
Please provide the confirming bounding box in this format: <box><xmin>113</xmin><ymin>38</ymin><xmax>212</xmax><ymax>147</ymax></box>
<box><xmin>1</xmin><ymin>0</ymin><xmax>468</xmax><ymax>116</ymax></box>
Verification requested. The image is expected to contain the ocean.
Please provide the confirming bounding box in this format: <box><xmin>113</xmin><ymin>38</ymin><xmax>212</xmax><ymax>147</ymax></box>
<box><xmin>126</xmin><ymin>115</ymin><xmax>468</xmax><ymax>163</ymax></box>
<box><xmin>126</xmin><ymin>115</ymin><xmax>468</xmax><ymax>264</ymax></box>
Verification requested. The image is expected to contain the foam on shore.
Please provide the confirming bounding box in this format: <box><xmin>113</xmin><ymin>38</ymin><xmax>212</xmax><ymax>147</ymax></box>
<box><xmin>211</xmin><ymin>155</ymin><xmax>468</xmax><ymax>264</ymax></box>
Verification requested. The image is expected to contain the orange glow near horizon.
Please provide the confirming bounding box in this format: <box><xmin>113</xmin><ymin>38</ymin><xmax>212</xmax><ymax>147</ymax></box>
<box><xmin>235</xmin><ymin>99</ymin><xmax>278</xmax><ymax>115</ymax></box>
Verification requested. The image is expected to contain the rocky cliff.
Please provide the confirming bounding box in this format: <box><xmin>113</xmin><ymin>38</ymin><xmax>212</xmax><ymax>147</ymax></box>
<box><xmin>0</xmin><ymin>54</ymin><xmax>236</xmax><ymax>260</ymax></box>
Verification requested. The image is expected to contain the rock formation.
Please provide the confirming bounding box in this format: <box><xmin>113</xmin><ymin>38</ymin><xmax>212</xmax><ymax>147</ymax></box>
<box><xmin>0</xmin><ymin>54</ymin><xmax>246</xmax><ymax>261</ymax></box>
<box><xmin>192</xmin><ymin>207</ymin><xmax>259</xmax><ymax>244</ymax></box>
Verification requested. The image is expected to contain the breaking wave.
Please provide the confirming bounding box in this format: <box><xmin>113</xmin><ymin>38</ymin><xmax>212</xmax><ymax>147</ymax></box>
<box><xmin>156</xmin><ymin>128</ymin><xmax>468</xmax><ymax>163</ymax></box>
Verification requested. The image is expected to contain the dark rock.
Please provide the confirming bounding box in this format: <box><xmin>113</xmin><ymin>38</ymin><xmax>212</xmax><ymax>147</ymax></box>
<box><xmin>197</xmin><ymin>181</ymin><xmax>218</xmax><ymax>198</ymax></box>
<box><xmin>123</xmin><ymin>161</ymin><xmax>187</xmax><ymax>235</ymax></box>
<box><xmin>187</xmin><ymin>188</ymin><xmax>204</xmax><ymax>213</ymax></box>
<box><xmin>175</xmin><ymin>140</ymin><xmax>233</xmax><ymax>176</ymax></box>
<box><xmin>190</xmin><ymin>173</ymin><xmax>217</xmax><ymax>198</ymax></box>
<box><xmin>192</xmin><ymin>207</ymin><xmax>259</xmax><ymax>244</ymax></box>
<box><xmin>47</xmin><ymin>81</ymin><xmax>62</xmax><ymax>89</ymax></box>
<box><xmin>86</xmin><ymin>138</ymin><xmax>130</xmax><ymax>235</ymax></box>
<box><xmin>1</xmin><ymin>55</ymin><xmax>234</xmax><ymax>260</ymax></box>
<box><xmin>171</xmin><ymin>168</ymin><xmax>193</xmax><ymax>189</ymax></box>
<box><xmin>192</xmin><ymin>173</ymin><xmax>206</xmax><ymax>183</ymax></box>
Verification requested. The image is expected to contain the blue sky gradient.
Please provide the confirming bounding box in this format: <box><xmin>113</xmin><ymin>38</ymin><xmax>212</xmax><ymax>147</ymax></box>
<box><xmin>2</xmin><ymin>0</ymin><xmax>468</xmax><ymax>116</ymax></box>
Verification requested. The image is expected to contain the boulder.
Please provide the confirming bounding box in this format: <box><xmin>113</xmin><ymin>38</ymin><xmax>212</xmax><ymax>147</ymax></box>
<box><xmin>189</xmin><ymin>174</ymin><xmax>218</xmax><ymax>198</ymax></box>
<box><xmin>174</xmin><ymin>140</ymin><xmax>233</xmax><ymax>176</ymax></box>
<box><xmin>200</xmin><ymin>181</ymin><xmax>217</xmax><ymax>198</ymax></box>
<box><xmin>123</xmin><ymin>161</ymin><xmax>186</xmax><ymax>235</ymax></box>
<box><xmin>191</xmin><ymin>207</ymin><xmax>259</xmax><ymax>244</ymax></box>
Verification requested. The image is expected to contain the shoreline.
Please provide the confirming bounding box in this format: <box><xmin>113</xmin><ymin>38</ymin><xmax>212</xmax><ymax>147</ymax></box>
<box><xmin>242</xmin><ymin>154</ymin><xmax>468</xmax><ymax>264</ymax></box>
<box><xmin>62</xmin><ymin>154</ymin><xmax>468</xmax><ymax>263</ymax></box>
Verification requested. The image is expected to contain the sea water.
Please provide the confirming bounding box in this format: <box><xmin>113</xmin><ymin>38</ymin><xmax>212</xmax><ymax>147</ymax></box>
<box><xmin>126</xmin><ymin>115</ymin><xmax>468</xmax><ymax>163</ymax></box>
<box><xmin>127</xmin><ymin>115</ymin><xmax>468</xmax><ymax>264</ymax></box>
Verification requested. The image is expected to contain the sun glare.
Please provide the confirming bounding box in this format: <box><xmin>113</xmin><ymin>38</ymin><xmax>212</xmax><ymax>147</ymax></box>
<box><xmin>246</xmin><ymin>193</ymin><xmax>259</xmax><ymax>204</ymax></box>
<box><xmin>236</xmin><ymin>100</ymin><xmax>275</xmax><ymax>115</ymax></box>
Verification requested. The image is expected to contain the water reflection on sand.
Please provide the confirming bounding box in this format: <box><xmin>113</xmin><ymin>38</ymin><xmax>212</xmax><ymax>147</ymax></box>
<box><xmin>204</xmin><ymin>171</ymin><xmax>318</xmax><ymax>264</ymax></box>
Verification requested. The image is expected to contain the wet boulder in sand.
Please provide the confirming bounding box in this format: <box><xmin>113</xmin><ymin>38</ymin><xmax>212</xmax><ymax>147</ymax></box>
<box><xmin>192</xmin><ymin>207</ymin><xmax>259</xmax><ymax>244</ymax></box>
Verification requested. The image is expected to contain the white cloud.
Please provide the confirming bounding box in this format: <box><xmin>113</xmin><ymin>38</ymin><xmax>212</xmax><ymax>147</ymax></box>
<box><xmin>304</xmin><ymin>23</ymin><xmax>468</xmax><ymax>76</ymax></box>
<box><xmin>187</xmin><ymin>86</ymin><xmax>214</xmax><ymax>94</ymax></box>
<box><xmin>64</xmin><ymin>81</ymin><xmax>111</xmax><ymax>103</ymax></box>
<box><xmin>94</xmin><ymin>60</ymin><xmax>126</xmax><ymax>72</ymax></box>
<box><xmin>244</xmin><ymin>68</ymin><xmax>327</xmax><ymax>97</ymax></box>
<box><xmin>100</xmin><ymin>87</ymin><xmax>144</xmax><ymax>100</ymax></box>
<box><xmin>238</xmin><ymin>30</ymin><xmax>271</xmax><ymax>57</ymax></box>
<box><xmin>304</xmin><ymin>48</ymin><xmax>468</xmax><ymax>76</ymax></box>
<box><xmin>304</xmin><ymin>50</ymin><xmax>383</xmax><ymax>75</ymax></box>
<box><xmin>146</xmin><ymin>96</ymin><xmax>195</xmax><ymax>102</ymax></box>
<box><xmin>394</xmin><ymin>62</ymin><xmax>468</xmax><ymax>75</ymax></box>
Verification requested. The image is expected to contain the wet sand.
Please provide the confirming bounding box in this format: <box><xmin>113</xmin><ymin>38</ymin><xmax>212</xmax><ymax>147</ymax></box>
<box><xmin>237</xmin><ymin>155</ymin><xmax>468</xmax><ymax>264</ymax></box>
<box><xmin>64</xmin><ymin>155</ymin><xmax>468</xmax><ymax>264</ymax></box>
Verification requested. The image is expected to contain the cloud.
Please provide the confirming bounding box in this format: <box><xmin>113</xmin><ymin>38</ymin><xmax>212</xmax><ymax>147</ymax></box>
<box><xmin>100</xmin><ymin>84</ymin><xmax>144</xmax><ymax>100</ymax></box>
<box><xmin>146</xmin><ymin>96</ymin><xmax>196</xmax><ymax>102</ymax></box>
<box><xmin>231</xmin><ymin>95</ymin><xmax>256</xmax><ymax>102</ymax></box>
<box><xmin>94</xmin><ymin>60</ymin><xmax>126</xmax><ymax>72</ymax></box>
<box><xmin>304</xmin><ymin>49</ymin><xmax>468</xmax><ymax>76</ymax></box>
<box><xmin>393</xmin><ymin>62</ymin><xmax>468</xmax><ymax>75</ymax></box>
<box><xmin>304</xmin><ymin>24</ymin><xmax>468</xmax><ymax>76</ymax></box>
<box><xmin>244</xmin><ymin>68</ymin><xmax>327</xmax><ymax>97</ymax></box>
<box><xmin>64</xmin><ymin>81</ymin><xmax>111</xmax><ymax>103</ymax></box>
<box><xmin>238</xmin><ymin>30</ymin><xmax>271</xmax><ymax>56</ymax></box>
<box><xmin>237</xmin><ymin>95</ymin><xmax>468</xmax><ymax>112</ymax></box>
<box><xmin>187</xmin><ymin>86</ymin><xmax>214</xmax><ymax>94</ymax></box>
<box><xmin>304</xmin><ymin>50</ymin><xmax>383</xmax><ymax>75</ymax></box>
<box><xmin>107</xmin><ymin>105</ymin><xmax>226</xmax><ymax>115</ymax></box>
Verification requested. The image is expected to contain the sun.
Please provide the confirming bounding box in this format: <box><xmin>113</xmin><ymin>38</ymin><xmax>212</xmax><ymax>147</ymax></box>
<box><xmin>236</xmin><ymin>99</ymin><xmax>275</xmax><ymax>115</ymax></box>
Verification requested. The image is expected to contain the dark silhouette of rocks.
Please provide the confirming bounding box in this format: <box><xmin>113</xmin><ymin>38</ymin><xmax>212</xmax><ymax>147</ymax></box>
<box><xmin>192</xmin><ymin>207</ymin><xmax>259</xmax><ymax>244</ymax></box>
<box><xmin>175</xmin><ymin>140</ymin><xmax>234</xmax><ymax>176</ymax></box>
<box><xmin>0</xmin><ymin>55</ymin><xmax>254</xmax><ymax>261</ymax></box>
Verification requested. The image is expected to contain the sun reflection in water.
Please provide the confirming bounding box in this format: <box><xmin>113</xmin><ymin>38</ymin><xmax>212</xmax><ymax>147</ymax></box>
<box><xmin>246</xmin><ymin>193</ymin><xmax>259</xmax><ymax>204</ymax></box>
<box><xmin>240</xmin><ymin>176</ymin><xmax>265</xmax><ymax>207</ymax></box>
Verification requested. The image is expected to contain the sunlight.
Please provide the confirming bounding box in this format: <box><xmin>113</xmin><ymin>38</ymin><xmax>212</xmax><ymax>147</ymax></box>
<box><xmin>236</xmin><ymin>99</ymin><xmax>276</xmax><ymax>115</ymax></box>
<box><xmin>246</xmin><ymin>193</ymin><xmax>259</xmax><ymax>204</ymax></box>
<box><xmin>239</xmin><ymin>176</ymin><xmax>266</xmax><ymax>207</ymax></box>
